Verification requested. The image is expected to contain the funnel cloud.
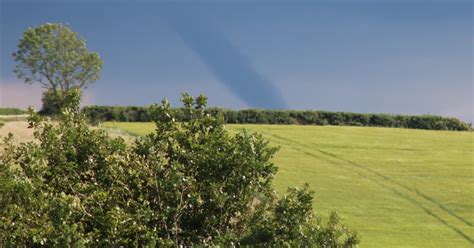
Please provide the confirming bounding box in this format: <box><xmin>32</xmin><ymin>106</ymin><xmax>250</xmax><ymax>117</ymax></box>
<box><xmin>159</xmin><ymin>9</ymin><xmax>287</xmax><ymax>109</ymax></box>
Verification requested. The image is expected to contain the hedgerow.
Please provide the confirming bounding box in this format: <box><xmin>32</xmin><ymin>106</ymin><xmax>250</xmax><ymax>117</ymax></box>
<box><xmin>82</xmin><ymin>106</ymin><xmax>470</xmax><ymax>131</ymax></box>
<box><xmin>1</xmin><ymin>93</ymin><xmax>358</xmax><ymax>247</ymax></box>
<box><xmin>0</xmin><ymin>108</ymin><xmax>27</xmax><ymax>115</ymax></box>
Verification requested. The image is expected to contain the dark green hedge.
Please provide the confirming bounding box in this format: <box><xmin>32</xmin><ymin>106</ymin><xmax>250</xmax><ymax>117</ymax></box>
<box><xmin>82</xmin><ymin>105</ymin><xmax>470</xmax><ymax>131</ymax></box>
<box><xmin>0</xmin><ymin>108</ymin><xmax>27</xmax><ymax>115</ymax></box>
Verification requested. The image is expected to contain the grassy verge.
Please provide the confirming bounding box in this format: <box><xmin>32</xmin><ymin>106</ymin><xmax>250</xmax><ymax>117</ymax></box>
<box><xmin>0</xmin><ymin>107</ymin><xmax>27</xmax><ymax>115</ymax></box>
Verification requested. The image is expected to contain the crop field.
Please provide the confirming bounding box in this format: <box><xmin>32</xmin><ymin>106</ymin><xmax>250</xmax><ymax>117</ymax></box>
<box><xmin>101</xmin><ymin>122</ymin><xmax>474</xmax><ymax>247</ymax></box>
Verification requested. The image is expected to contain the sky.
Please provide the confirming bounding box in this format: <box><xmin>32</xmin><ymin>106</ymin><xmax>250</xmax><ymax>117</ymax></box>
<box><xmin>1</xmin><ymin>0</ymin><xmax>472</xmax><ymax>122</ymax></box>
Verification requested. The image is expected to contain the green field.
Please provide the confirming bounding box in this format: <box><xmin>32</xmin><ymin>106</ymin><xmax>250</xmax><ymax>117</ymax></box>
<box><xmin>102</xmin><ymin>122</ymin><xmax>474</xmax><ymax>247</ymax></box>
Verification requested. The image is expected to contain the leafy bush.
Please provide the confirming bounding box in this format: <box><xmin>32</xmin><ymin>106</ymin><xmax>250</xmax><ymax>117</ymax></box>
<box><xmin>1</xmin><ymin>93</ymin><xmax>358</xmax><ymax>247</ymax></box>
<box><xmin>39</xmin><ymin>89</ymin><xmax>83</xmax><ymax>116</ymax></box>
<box><xmin>83</xmin><ymin>106</ymin><xmax>470</xmax><ymax>131</ymax></box>
<box><xmin>0</xmin><ymin>108</ymin><xmax>27</xmax><ymax>115</ymax></box>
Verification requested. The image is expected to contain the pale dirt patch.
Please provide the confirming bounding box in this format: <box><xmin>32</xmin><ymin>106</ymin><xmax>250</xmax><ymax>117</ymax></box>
<box><xmin>0</xmin><ymin>121</ymin><xmax>136</xmax><ymax>157</ymax></box>
<box><xmin>0</xmin><ymin>121</ymin><xmax>35</xmax><ymax>145</ymax></box>
<box><xmin>0</xmin><ymin>121</ymin><xmax>136</xmax><ymax>146</ymax></box>
<box><xmin>0</xmin><ymin>115</ymin><xmax>29</xmax><ymax>122</ymax></box>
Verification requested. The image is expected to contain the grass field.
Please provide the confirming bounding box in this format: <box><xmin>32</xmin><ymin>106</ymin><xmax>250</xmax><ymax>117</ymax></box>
<box><xmin>102</xmin><ymin>122</ymin><xmax>474</xmax><ymax>247</ymax></box>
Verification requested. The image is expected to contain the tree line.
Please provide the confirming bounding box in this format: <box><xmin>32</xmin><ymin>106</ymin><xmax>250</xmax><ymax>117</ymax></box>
<box><xmin>83</xmin><ymin>105</ymin><xmax>471</xmax><ymax>131</ymax></box>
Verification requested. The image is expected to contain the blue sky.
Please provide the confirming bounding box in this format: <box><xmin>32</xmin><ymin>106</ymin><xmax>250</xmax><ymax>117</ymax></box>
<box><xmin>1</xmin><ymin>0</ymin><xmax>472</xmax><ymax>122</ymax></box>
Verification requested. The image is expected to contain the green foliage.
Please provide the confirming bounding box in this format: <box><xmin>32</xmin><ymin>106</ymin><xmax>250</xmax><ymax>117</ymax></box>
<box><xmin>0</xmin><ymin>108</ymin><xmax>27</xmax><ymax>115</ymax></box>
<box><xmin>84</xmin><ymin>105</ymin><xmax>152</xmax><ymax>124</ymax></box>
<box><xmin>241</xmin><ymin>184</ymin><xmax>358</xmax><ymax>247</ymax></box>
<box><xmin>83</xmin><ymin>106</ymin><xmax>470</xmax><ymax>131</ymax></box>
<box><xmin>1</xmin><ymin>93</ymin><xmax>358</xmax><ymax>247</ymax></box>
<box><xmin>13</xmin><ymin>23</ymin><xmax>102</xmax><ymax>112</ymax></box>
<box><xmin>39</xmin><ymin>88</ymin><xmax>83</xmax><ymax>116</ymax></box>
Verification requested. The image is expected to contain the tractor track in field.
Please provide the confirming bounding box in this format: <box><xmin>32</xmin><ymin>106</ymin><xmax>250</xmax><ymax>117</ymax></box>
<box><xmin>261</xmin><ymin>131</ymin><xmax>474</xmax><ymax>244</ymax></box>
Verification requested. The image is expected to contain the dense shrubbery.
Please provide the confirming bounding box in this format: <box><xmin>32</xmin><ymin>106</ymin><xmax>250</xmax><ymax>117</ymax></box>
<box><xmin>83</xmin><ymin>106</ymin><xmax>470</xmax><ymax>131</ymax></box>
<box><xmin>39</xmin><ymin>89</ymin><xmax>83</xmax><ymax>116</ymax></box>
<box><xmin>0</xmin><ymin>108</ymin><xmax>27</xmax><ymax>115</ymax></box>
<box><xmin>83</xmin><ymin>105</ymin><xmax>152</xmax><ymax>123</ymax></box>
<box><xmin>1</xmin><ymin>93</ymin><xmax>358</xmax><ymax>247</ymax></box>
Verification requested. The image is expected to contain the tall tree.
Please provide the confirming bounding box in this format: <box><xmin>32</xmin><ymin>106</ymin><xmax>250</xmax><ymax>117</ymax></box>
<box><xmin>13</xmin><ymin>23</ymin><xmax>102</xmax><ymax>112</ymax></box>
